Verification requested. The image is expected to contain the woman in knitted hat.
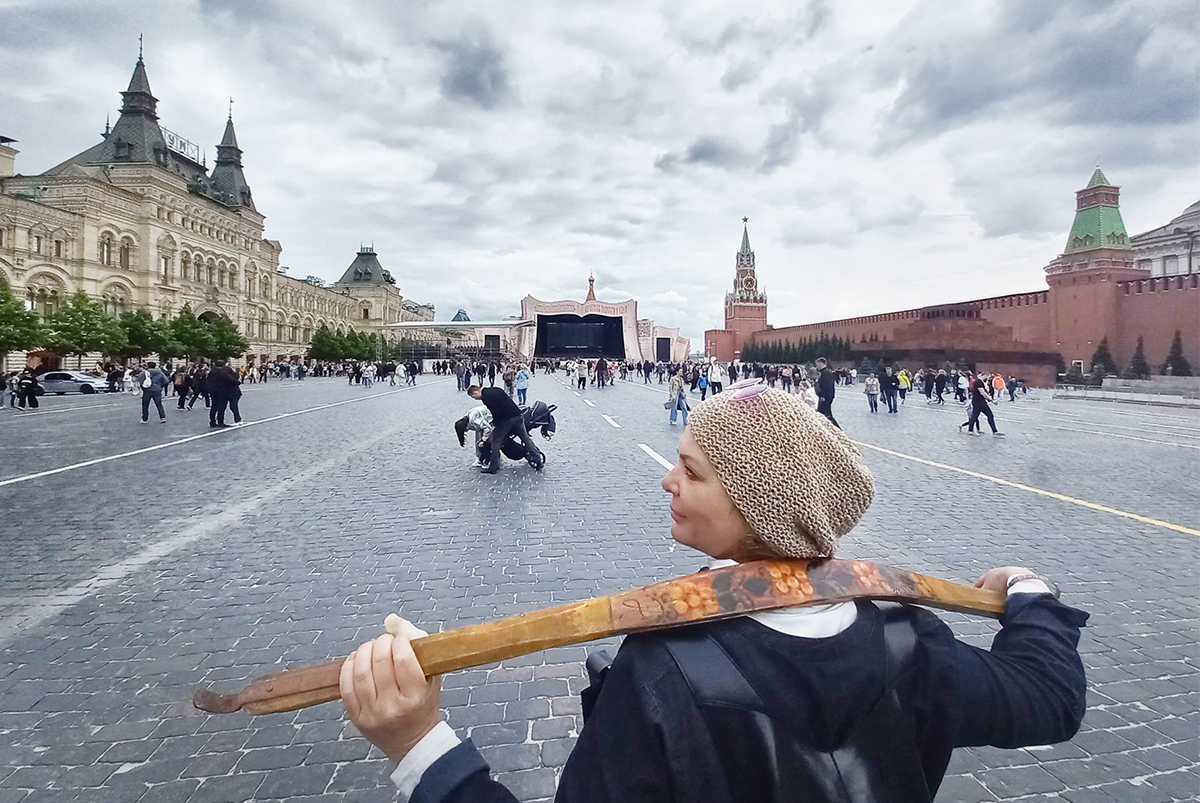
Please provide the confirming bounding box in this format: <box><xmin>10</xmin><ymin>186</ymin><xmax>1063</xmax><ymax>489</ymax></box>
<box><xmin>340</xmin><ymin>379</ymin><xmax>1088</xmax><ymax>803</ymax></box>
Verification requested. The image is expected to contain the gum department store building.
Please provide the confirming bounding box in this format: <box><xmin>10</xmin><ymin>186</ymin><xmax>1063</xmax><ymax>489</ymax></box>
<box><xmin>0</xmin><ymin>55</ymin><xmax>433</xmax><ymax>369</ymax></box>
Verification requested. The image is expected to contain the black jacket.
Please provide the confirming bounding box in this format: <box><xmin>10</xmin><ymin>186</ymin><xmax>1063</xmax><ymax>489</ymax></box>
<box><xmin>479</xmin><ymin>387</ymin><xmax>521</xmax><ymax>423</ymax></box>
<box><xmin>207</xmin><ymin>366</ymin><xmax>242</xmax><ymax>398</ymax></box>
<box><xmin>411</xmin><ymin>594</ymin><xmax>1088</xmax><ymax>803</ymax></box>
<box><xmin>816</xmin><ymin>368</ymin><xmax>836</xmax><ymax>401</ymax></box>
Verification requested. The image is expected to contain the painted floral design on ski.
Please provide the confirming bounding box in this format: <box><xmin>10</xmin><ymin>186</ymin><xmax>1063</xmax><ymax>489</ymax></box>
<box><xmin>608</xmin><ymin>559</ymin><xmax>929</xmax><ymax>632</ymax></box>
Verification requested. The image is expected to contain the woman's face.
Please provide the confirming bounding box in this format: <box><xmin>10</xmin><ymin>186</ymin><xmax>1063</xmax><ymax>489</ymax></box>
<box><xmin>661</xmin><ymin>429</ymin><xmax>754</xmax><ymax>560</ymax></box>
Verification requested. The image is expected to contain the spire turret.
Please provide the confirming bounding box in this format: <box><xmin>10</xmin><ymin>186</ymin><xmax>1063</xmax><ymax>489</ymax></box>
<box><xmin>736</xmin><ymin>217</ymin><xmax>754</xmax><ymax>270</ymax></box>
<box><xmin>586</xmin><ymin>272</ymin><xmax>596</xmax><ymax>302</ymax></box>
<box><xmin>120</xmin><ymin>57</ymin><xmax>158</xmax><ymax>120</ymax></box>
<box><xmin>209</xmin><ymin>115</ymin><xmax>255</xmax><ymax>210</ymax></box>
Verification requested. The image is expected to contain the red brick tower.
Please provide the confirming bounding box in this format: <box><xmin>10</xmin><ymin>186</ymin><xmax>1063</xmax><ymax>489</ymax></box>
<box><xmin>706</xmin><ymin>219</ymin><xmax>768</xmax><ymax>360</ymax></box>
<box><xmin>1044</xmin><ymin>167</ymin><xmax>1147</xmax><ymax>368</ymax></box>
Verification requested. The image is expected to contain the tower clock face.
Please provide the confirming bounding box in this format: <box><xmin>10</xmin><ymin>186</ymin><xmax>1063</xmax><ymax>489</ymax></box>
<box><xmin>741</xmin><ymin>276</ymin><xmax>754</xmax><ymax>291</ymax></box>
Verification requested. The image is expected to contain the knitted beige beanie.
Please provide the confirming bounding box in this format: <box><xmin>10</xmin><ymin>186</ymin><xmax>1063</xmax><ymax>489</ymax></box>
<box><xmin>688</xmin><ymin>380</ymin><xmax>874</xmax><ymax>558</ymax></box>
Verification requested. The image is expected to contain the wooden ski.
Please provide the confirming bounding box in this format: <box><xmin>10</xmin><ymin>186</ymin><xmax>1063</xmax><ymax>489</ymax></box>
<box><xmin>192</xmin><ymin>558</ymin><xmax>1004</xmax><ymax>715</ymax></box>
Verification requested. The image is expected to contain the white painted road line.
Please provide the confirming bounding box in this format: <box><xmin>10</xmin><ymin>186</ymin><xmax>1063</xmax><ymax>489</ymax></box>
<box><xmin>583</xmin><ymin>399</ymin><xmax>596</xmax><ymax>407</ymax></box>
<box><xmin>601</xmin><ymin>414</ymin><xmax>622</xmax><ymax>428</ymax></box>
<box><xmin>0</xmin><ymin>381</ymin><xmax>440</xmax><ymax>489</ymax></box>
<box><xmin>1045</xmin><ymin>425</ymin><xmax>1199</xmax><ymax>450</ymax></box>
<box><xmin>573</xmin><ymin>391</ymin><xmax>581</xmax><ymax>397</ymax></box>
<box><xmin>1</xmin><ymin>402</ymin><xmax>122</xmax><ymax>418</ymax></box>
<box><xmin>639</xmin><ymin>443</ymin><xmax>675</xmax><ymax>470</ymax></box>
<box><xmin>0</xmin><ymin>421</ymin><xmax>408</xmax><ymax>646</ymax></box>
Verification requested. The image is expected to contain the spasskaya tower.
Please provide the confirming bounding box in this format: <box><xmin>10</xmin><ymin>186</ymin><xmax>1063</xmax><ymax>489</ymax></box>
<box><xmin>705</xmin><ymin>219</ymin><xmax>768</xmax><ymax>361</ymax></box>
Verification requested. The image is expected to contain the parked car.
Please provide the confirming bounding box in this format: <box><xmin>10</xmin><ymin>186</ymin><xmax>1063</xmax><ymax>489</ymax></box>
<box><xmin>39</xmin><ymin>370</ymin><xmax>110</xmax><ymax>395</ymax></box>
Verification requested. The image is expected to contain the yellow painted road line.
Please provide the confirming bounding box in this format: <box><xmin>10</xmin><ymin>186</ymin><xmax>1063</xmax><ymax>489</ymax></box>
<box><xmin>852</xmin><ymin>440</ymin><xmax>1200</xmax><ymax>537</ymax></box>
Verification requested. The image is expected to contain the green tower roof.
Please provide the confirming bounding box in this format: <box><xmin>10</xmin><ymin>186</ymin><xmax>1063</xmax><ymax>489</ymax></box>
<box><xmin>1064</xmin><ymin>168</ymin><xmax>1129</xmax><ymax>254</ymax></box>
<box><xmin>1086</xmin><ymin>167</ymin><xmax>1111</xmax><ymax>187</ymax></box>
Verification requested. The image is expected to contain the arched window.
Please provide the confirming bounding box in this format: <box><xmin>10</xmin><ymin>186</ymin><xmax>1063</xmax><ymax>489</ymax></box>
<box><xmin>27</xmin><ymin>287</ymin><xmax>60</xmax><ymax>316</ymax></box>
<box><xmin>119</xmin><ymin>238</ymin><xmax>132</xmax><ymax>269</ymax></box>
<box><xmin>102</xmin><ymin>291</ymin><xmax>127</xmax><ymax>317</ymax></box>
<box><xmin>160</xmin><ymin>255</ymin><xmax>170</xmax><ymax>283</ymax></box>
<box><xmin>100</xmin><ymin>235</ymin><xmax>113</xmax><ymax>266</ymax></box>
<box><xmin>206</xmin><ymin>261</ymin><xmax>215</xmax><ymax>285</ymax></box>
<box><xmin>219</xmin><ymin>270</ymin><xmax>227</xmax><ymax>288</ymax></box>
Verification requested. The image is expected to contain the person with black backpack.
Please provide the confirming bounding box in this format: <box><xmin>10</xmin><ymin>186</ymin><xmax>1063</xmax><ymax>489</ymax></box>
<box><xmin>339</xmin><ymin>380</ymin><xmax>1087</xmax><ymax>803</ymax></box>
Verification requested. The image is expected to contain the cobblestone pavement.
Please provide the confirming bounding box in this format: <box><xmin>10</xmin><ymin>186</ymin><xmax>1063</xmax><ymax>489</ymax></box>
<box><xmin>0</xmin><ymin>374</ymin><xmax>1196</xmax><ymax>802</ymax></box>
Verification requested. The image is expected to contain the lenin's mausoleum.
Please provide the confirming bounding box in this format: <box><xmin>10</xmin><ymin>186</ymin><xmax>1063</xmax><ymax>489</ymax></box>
<box><xmin>706</xmin><ymin>170</ymin><xmax>1199</xmax><ymax>385</ymax></box>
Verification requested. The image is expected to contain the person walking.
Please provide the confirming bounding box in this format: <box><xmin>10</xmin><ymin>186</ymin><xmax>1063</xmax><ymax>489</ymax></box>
<box><xmin>864</xmin><ymin>372</ymin><xmax>880</xmax><ymax>413</ymax></box>
<box><xmin>667</xmin><ymin>368</ymin><xmax>688</xmax><ymax>426</ymax></box>
<box><xmin>962</xmin><ymin>374</ymin><xmax>1003</xmax><ymax>436</ymax></box>
<box><xmin>923</xmin><ymin>370</ymin><xmax>935</xmax><ymax>403</ymax></box>
<box><xmin>934</xmin><ymin>370</ymin><xmax>948</xmax><ymax>404</ymax></box>
<box><xmin>139</xmin><ymin>361</ymin><xmax>169</xmax><ymax>424</ymax></box>
<box><xmin>814</xmin><ymin>357</ymin><xmax>838</xmax><ymax>428</ymax></box>
<box><xmin>16</xmin><ymin>368</ymin><xmax>40</xmax><ymax>409</ymax></box>
<box><xmin>515</xmin><ymin>364</ymin><xmax>531</xmax><ymax>406</ymax></box>
<box><xmin>897</xmin><ymin>368</ymin><xmax>911</xmax><ymax>404</ymax></box>
<box><xmin>187</xmin><ymin>364</ymin><xmax>210</xmax><ymax>410</ymax></box>
<box><xmin>576</xmin><ymin>359</ymin><xmax>587</xmax><ymax>391</ymax></box>
<box><xmin>880</xmin><ymin>366</ymin><xmax>899</xmax><ymax>414</ymax></box>
<box><xmin>341</xmin><ymin>384</ymin><xmax>1087</xmax><ymax>803</ymax></box>
<box><xmin>697</xmin><ymin>371</ymin><xmax>709</xmax><ymax>401</ymax></box>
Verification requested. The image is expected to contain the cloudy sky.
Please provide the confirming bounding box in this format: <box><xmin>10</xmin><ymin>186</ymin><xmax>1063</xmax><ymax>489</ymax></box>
<box><xmin>2</xmin><ymin>0</ymin><xmax>1196</xmax><ymax>341</ymax></box>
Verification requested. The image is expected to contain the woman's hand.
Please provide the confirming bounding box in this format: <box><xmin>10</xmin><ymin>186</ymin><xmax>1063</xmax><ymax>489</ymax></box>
<box><xmin>975</xmin><ymin>566</ymin><xmax>1036</xmax><ymax>593</ymax></box>
<box><xmin>340</xmin><ymin>619</ymin><xmax>442</xmax><ymax>764</ymax></box>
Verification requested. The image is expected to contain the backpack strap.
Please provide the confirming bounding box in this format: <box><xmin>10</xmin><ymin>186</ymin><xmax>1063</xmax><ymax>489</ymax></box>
<box><xmin>661</xmin><ymin>631</ymin><xmax>764</xmax><ymax>711</ymax></box>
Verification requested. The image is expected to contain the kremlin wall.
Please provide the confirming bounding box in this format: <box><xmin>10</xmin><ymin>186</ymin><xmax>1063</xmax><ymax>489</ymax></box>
<box><xmin>706</xmin><ymin>170</ymin><xmax>1199</xmax><ymax>385</ymax></box>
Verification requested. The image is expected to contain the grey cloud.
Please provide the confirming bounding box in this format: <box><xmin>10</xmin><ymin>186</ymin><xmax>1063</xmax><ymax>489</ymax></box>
<box><xmin>655</xmin><ymin>136</ymin><xmax>753</xmax><ymax>172</ymax></box>
<box><xmin>879</xmin><ymin>0</ymin><xmax>1199</xmax><ymax>145</ymax></box>
<box><xmin>433</xmin><ymin>34</ymin><xmax>512</xmax><ymax>109</ymax></box>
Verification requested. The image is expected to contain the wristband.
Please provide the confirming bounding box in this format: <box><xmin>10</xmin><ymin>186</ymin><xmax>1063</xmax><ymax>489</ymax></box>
<box><xmin>1006</xmin><ymin>572</ymin><xmax>1060</xmax><ymax>599</ymax></box>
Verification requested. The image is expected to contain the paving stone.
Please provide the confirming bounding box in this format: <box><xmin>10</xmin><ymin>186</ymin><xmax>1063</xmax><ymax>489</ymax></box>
<box><xmin>1</xmin><ymin>381</ymin><xmax>1196</xmax><ymax>802</ymax></box>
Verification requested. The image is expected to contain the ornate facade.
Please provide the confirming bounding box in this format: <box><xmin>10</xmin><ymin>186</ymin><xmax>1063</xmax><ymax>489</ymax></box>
<box><xmin>0</xmin><ymin>56</ymin><xmax>432</xmax><ymax>368</ymax></box>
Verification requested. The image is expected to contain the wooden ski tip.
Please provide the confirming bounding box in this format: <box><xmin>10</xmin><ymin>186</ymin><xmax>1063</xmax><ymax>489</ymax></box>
<box><xmin>192</xmin><ymin>686</ymin><xmax>243</xmax><ymax>714</ymax></box>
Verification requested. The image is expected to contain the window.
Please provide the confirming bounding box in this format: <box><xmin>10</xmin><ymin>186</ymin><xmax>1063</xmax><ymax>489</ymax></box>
<box><xmin>28</xmin><ymin>288</ymin><xmax>60</xmax><ymax>316</ymax></box>
<box><xmin>119</xmin><ymin>239</ymin><xmax>131</xmax><ymax>269</ymax></box>
<box><xmin>102</xmin><ymin>294</ymin><xmax>126</xmax><ymax>316</ymax></box>
<box><xmin>207</xmin><ymin>264</ymin><xmax>215</xmax><ymax>285</ymax></box>
<box><xmin>100</xmin><ymin>236</ymin><xmax>113</xmax><ymax>265</ymax></box>
<box><xmin>219</xmin><ymin>270</ymin><xmax>227</xmax><ymax>288</ymax></box>
<box><xmin>34</xmin><ymin>235</ymin><xmax>43</xmax><ymax>254</ymax></box>
<box><xmin>362</xmin><ymin>308</ymin><xmax>370</xmax><ymax>320</ymax></box>
<box><xmin>160</xmin><ymin>255</ymin><xmax>170</xmax><ymax>282</ymax></box>
<box><xmin>0</xmin><ymin>228</ymin><xmax>5</xmax><ymax>247</ymax></box>
<box><xmin>54</xmin><ymin>240</ymin><xmax>63</xmax><ymax>258</ymax></box>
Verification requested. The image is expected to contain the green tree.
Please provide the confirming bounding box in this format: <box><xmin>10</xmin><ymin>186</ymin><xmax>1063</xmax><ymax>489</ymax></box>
<box><xmin>203</xmin><ymin>314</ymin><xmax>249</xmax><ymax>360</ymax></box>
<box><xmin>169</xmin><ymin>305</ymin><xmax>215</xmax><ymax>361</ymax></box>
<box><xmin>1160</xmin><ymin>330</ymin><xmax>1192</xmax><ymax>376</ymax></box>
<box><xmin>45</xmin><ymin>289</ymin><xmax>126</xmax><ymax>368</ymax></box>
<box><xmin>116</xmin><ymin>309</ymin><xmax>169</xmax><ymax>360</ymax></box>
<box><xmin>0</xmin><ymin>275</ymin><xmax>44</xmax><ymax>372</ymax></box>
<box><xmin>1089</xmin><ymin>337</ymin><xmax>1117</xmax><ymax>377</ymax></box>
<box><xmin>307</xmin><ymin>324</ymin><xmax>345</xmax><ymax>361</ymax></box>
<box><xmin>1124</xmin><ymin>335</ymin><xmax>1151</xmax><ymax>379</ymax></box>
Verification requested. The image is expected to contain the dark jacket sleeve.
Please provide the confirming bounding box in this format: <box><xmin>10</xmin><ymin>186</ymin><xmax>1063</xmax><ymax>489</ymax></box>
<box><xmin>411</xmin><ymin>740</ymin><xmax>519</xmax><ymax>803</ymax></box>
<box><xmin>935</xmin><ymin>593</ymin><xmax>1089</xmax><ymax>749</ymax></box>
